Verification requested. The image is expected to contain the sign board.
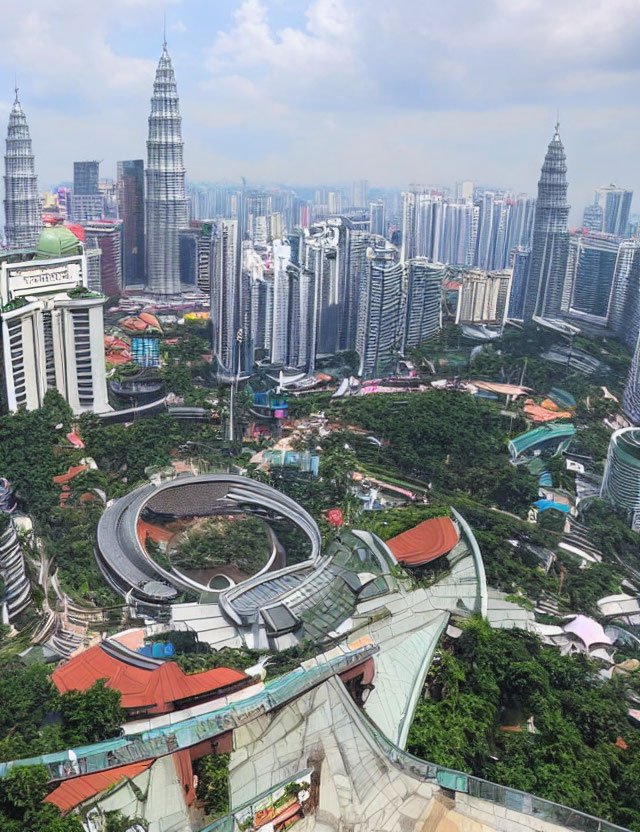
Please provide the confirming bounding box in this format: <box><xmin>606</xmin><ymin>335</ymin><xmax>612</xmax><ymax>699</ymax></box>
<box><xmin>4</xmin><ymin>259</ymin><xmax>83</xmax><ymax>302</ymax></box>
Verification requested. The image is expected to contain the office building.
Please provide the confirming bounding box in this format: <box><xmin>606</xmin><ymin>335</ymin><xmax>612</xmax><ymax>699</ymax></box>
<box><xmin>369</xmin><ymin>201</ymin><xmax>386</xmax><ymax>237</ymax></box>
<box><xmin>601</xmin><ymin>428</ymin><xmax>640</xmax><ymax>529</ymax></box>
<box><xmin>507</xmin><ymin>247</ymin><xmax>530</xmax><ymax>319</ymax></box>
<box><xmin>522</xmin><ymin>125</ymin><xmax>570</xmax><ymax>323</ymax></box>
<box><xmin>404</xmin><ymin>259</ymin><xmax>445</xmax><ymax>347</ymax></box>
<box><xmin>179</xmin><ymin>222</ymin><xmax>213</xmax><ymax>293</ymax></box>
<box><xmin>565</xmin><ymin>232</ymin><xmax>620</xmax><ymax>323</ymax></box>
<box><xmin>0</xmin><ymin>226</ymin><xmax>109</xmax><ymax>414</ymax></box>
<box><xmin>582</xmin><ymin>202</ymin><xmax>603</xmax><ymax>232</ymax></box>
<box><xmin>356</xmin><ymin>243</ymin><xmax>404</xmax><ymax>378</ymax></box>
<box><xmin>352</xmin><ymin>180</ymin><xmax>369</xmax><ymax>209</ymax></box>
<box><xmin>145</xmin><ymin>41</ymin><xmax>189</xmax><ymax>294</ymax></box>
<box><xmin>117</xmin><ymin>160</ymin><xmax>145</xmax><ymax>285</ymax></box>
<box><xmin>71</xmin><ymin>161</ymin><xmax>103</xmax><ymax>223</ymax></box>
<box><xmin>595</xmin><ymin>184</ymin><xmax>632</xmax><ymax>237</ymax></box>
<box><xmin>3</xmin><ymin>90</ymin><xmax>41</xmax><ymax>250</ymax></box>
<box><xmin>83</xmin><ymin>220</ymin><xmax>123</xmax><ymax>296</ymax></box>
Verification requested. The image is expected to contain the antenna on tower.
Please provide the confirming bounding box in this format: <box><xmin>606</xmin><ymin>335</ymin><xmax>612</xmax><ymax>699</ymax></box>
<box><xmin>163</xmin><ymin>10</ymin><xmax>167</xmax><ymax>48</ymax></box>
<box><xmin>13</xmin><ymin>73</ymin><xmax>18</xmax><ymax>103</ymax></box>
<box><xmin>555</xmin><ymin>108</ymin><xmax>560</xmax><ymax>135</ymax></box>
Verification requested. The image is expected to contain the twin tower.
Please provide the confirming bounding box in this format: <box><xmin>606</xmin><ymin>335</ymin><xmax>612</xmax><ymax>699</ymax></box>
<box><xmin>3</xmin><ymin>42</ymin><xmax>188</xmax><ymax>296</ymax></box>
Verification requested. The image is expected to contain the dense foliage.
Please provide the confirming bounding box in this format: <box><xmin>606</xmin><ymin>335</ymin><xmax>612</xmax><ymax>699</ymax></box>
<box><xmin>324</xmin><ymin>391</ymin><xmax>538</xmax><ymax>516</ymax></box>
<box><xmin>172</xmin><ymin>515</ymin><xmax>271</xmax><ymax>574</ymax></box>
<box><xmin>194</xmin><ymin>753</ymin><xmax>230</xmax><ymax>818</ymax></box>
<box><xmin>0</xmin><ymin>766</ymin><xmax>83</xmax><ymax>831</ymax></box>
<box><xmin>407</xmin><ymin>619</ymin><xmax>640</xmax><ymax>829</ymax></box>
<box><xmin>0</xmin><ymin>661</ymin><xmax>124</xmax><ymax>761</ymax></box>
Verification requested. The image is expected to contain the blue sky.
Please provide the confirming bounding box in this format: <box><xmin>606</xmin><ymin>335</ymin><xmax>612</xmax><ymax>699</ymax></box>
<box><xmin>1</xmin><ymin>0</ymin><xmax>639</xmax><ymax>219</ymax></box>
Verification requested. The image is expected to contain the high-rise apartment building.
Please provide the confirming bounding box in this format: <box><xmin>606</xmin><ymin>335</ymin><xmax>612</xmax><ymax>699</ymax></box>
<box><xmin>145</xmin><ymin>41</ymin><xmax>189</xmax><ymax>294</ymax></box>
<box><xmin>3</xmin><ymin>90</ymin><xmax>41</xmax><ymax>249</ymax></box>
<box><xmin>71</xmin><ymin>161</ymin><xmax>103</xmax><ymax>223</ymax></box>
<box><xmin>607</xmin><ymin>241</ymin><xmax>640</xmax><ymax>351</ymax></box>
<box><xmin>601</xmin><ymin>428</ymin><xmax>640</xmax><ymax>530</ymax></box>
<box><xmin>595</xmin><ymin>184</ymin><xmax>632</xmax><ymax>237</ymax></box>
<box><xmin>455</xmin><ymin>269</ymin><xmax>512</xmax><ymax>327</ymax></box>
<box><xmin>210</xmin><ymin>220</ymin><xmax>238</xmax><ymax>372</ymax></box>
<box><xmin>522</xmin><ymin>126</ymin><xmax>570</xmax><ymax>323</ymax></box>
<box><xmin>623</xmin><ymin>334</ymin><xmax>640</xmax><ymax>426</ymax></box>
<box><xmin>117</xmin><ymin>160</ymin><xmax>145</xmax><ymax>285</ymax></box>
<box><xmin>0</xmin><ymin>226</ymin><xmax>109</xmax><ymax>414</ymax></box>
<box><xmin>356</xmin><ymin>243</ymin><xmax>404</xmax><ymax>378</ymax></box>
<box><xmin>404</xmin><ymin>259</ymin><xmax>445</xmax><ymax>347</ymax></box>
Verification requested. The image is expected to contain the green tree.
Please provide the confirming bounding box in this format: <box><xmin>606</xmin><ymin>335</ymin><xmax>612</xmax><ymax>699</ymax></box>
<box><xmin>59</xmin><ymin>680</ymin><xmax>125</xmax><ymax>747</ymax></box>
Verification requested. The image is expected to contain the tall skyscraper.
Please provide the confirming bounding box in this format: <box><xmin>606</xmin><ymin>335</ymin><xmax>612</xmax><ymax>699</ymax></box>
<box><xmin>210</xmin><ymin>220</ymin><xmax>238</xmax><ymax>372</ymax></box>
<box><xmin>601</xmin><ymin>428</ymin><xmax>640</xmax><ymax>529</ymax></box>
<box><xmin>565</xmin><ymin>231</ymin><xmax>620</xmax><ymax>323</ymax></box>
<box><xmin>145</xmin><ymin>41</ymin><xmax>189</xmax><ymax>294</ymax></box>
<box><xmin>522</xmin><ymin>125</ymin><xmax>570</xmax><ymax>322</ymax></box>
<box><xmin>369</xmin><ymin>200</ymin><xmax>386</xmax><ymax>237</ymax></box>
<box><xmin>356</xmin><ymin>243</ymin><xmax>404</xmax><ymax>378</ymax></box>
<box><xmin>352</xmin><ymin>179</ymin><xmax>369</xmax><ymax>208</ymax></box>
<box><xmin>595</xmin><ymin>184</ymin><xmax>632</xmax><ymax>237</ymax></box>
<box><xmin>608</xmin><ymin>241</ymin><xmax>640</xmax><ymax>350</ymax></box>
<box><xmin>404</xmin><ymin>259</ymin><xmax>445</xmax><ymax>347</ymax></box>
<box><xmin>3</xmin><ymin>88</ymin><xmax>41</xmax><ymax>249</ymax></box>
<box><xmin>507</xmin><ymin>247</ymin><xmax>530</xmax><ymax>319</ymax></box>
<box><xmin>71</xmin><ymin>161</ymin><xmax>103</xmax><ymax>223</ymax></box>
<box><xmin>117</xmin><ymin>160</ymin><xmax>145</xmax><ymax>285</ymax></box>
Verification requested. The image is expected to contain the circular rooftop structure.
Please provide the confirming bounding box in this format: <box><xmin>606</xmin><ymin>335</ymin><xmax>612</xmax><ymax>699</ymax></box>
<box><xmin>95</xmin><ymin>474</ymin><xmax>323</xmax><ymax>607</ymax></box>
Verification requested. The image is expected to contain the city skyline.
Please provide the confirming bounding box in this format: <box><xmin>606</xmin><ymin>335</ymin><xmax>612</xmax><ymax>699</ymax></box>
<box><xmin>0</xmin><ymin>0</ymin><xmax>639</xmax><ymax>221</ymax></box>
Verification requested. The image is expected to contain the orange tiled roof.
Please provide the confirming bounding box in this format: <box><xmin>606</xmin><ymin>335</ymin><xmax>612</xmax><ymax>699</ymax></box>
<box><xmin>387</xmin><ymin>516</ymin><xmax>458</xmax><ymax>566</ymax></box>
<box><xmin>52</xmin><ymin>644</ymin><xmax>249</xmax><ymax>713</ymax></box>
<box><xmin>53</xmin><ymin>465</ymin><xmax>88</xmax><ymax>485</ymax></box>
<box><xmin>44</xmin><ymin>761</ymin><xmax>152</xmax><ymax>813</ymax></box>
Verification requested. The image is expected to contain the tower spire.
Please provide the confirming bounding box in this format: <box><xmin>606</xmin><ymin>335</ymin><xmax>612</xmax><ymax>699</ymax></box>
<box><xmin>163</xmin><ymin>10</ymin><xmax>167</xmax><ymax>49</ymax></box>
<box><xmin>13</xmin><ymin>73</ymin><xmax>18</xmax><ymax>103</ymax></box>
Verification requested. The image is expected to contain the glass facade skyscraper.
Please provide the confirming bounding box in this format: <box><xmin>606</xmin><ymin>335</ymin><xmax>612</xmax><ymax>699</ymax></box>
<box><xmin>3</xmin><ymin>90</ymin><xmax>41</xmax><ymax>250</ymax></box>
<box><xmin>117</xmin><ymin>160</ymin><xmax>145</xmax><ymax>285</ymax></box>
<box><xmin>145</xmin><ymin>41</ymin><xmax>189</xmax><ymax>294</ymax></box>
<box><xmin>522</xmin><ymin>126</ymin><xmax>570</xmax><ymax>322</ymax></box>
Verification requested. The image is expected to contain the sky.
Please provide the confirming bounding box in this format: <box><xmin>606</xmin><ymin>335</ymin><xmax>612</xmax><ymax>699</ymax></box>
<box><xmin>1</xmin><ymin>0</ymin><xmax>639</xmax><ymax>219</ymax></box>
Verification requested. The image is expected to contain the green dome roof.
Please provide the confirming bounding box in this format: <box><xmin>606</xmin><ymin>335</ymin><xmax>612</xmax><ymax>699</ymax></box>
<box><xmin>35</xmin><ymin>226</ymin><xmax>81</xmax><ymax>259</ymax></box>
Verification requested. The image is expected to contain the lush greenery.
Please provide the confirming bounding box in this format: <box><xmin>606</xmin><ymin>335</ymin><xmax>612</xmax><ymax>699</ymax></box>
<box><xmin>0</xmin><ymin>766</ymin><xmax>83</xmax><ymax>831</ymax></box>
<box><xmin>0</xmin><ymin>660</ymin><xmax>124</xmax><ymax>761</ymax></box>
<box><xmin>194</xmin><ymin>753</ymin><xmax>230</xmax><ymax>818</ymax></box>
<box><xmin>172</xmin><ymin>515</ymin><xmax>271</xmax><ymax>574</ymax></box>
<box><xmin>407</xmin><ymin>619</ymin><xmax>640</xmax><ymax>830</ymax></box>
<box><xmin>321</xmin><ymin>391</ymin><xmax>538</xmax><ymax>517</ymax></box>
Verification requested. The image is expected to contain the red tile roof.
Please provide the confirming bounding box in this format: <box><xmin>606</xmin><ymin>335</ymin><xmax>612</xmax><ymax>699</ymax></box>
<box><xmin>52</xmin><ymin>644</ymin><xmax>249</xmax><ymax>713</ymax></box>
<box><xmin>53</xmin><ymin>465</ymin><xmax>88</xmax><ymax>485</ymax></box>
<box><xmin>44</xmin><ymin>761</ymin><xmax>152</xmax><ymax>813</ymax></box>
<box><xmin>387</xmin><ymin>516</ymin><xmax>458</xmax><ymax>566</ymax></box>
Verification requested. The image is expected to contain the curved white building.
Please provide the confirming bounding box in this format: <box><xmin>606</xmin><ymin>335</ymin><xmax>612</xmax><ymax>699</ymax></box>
<box><xmin>601</xmin><ymin>427</ymin><xmax>640</xmax><ymax>529</ymax></box>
